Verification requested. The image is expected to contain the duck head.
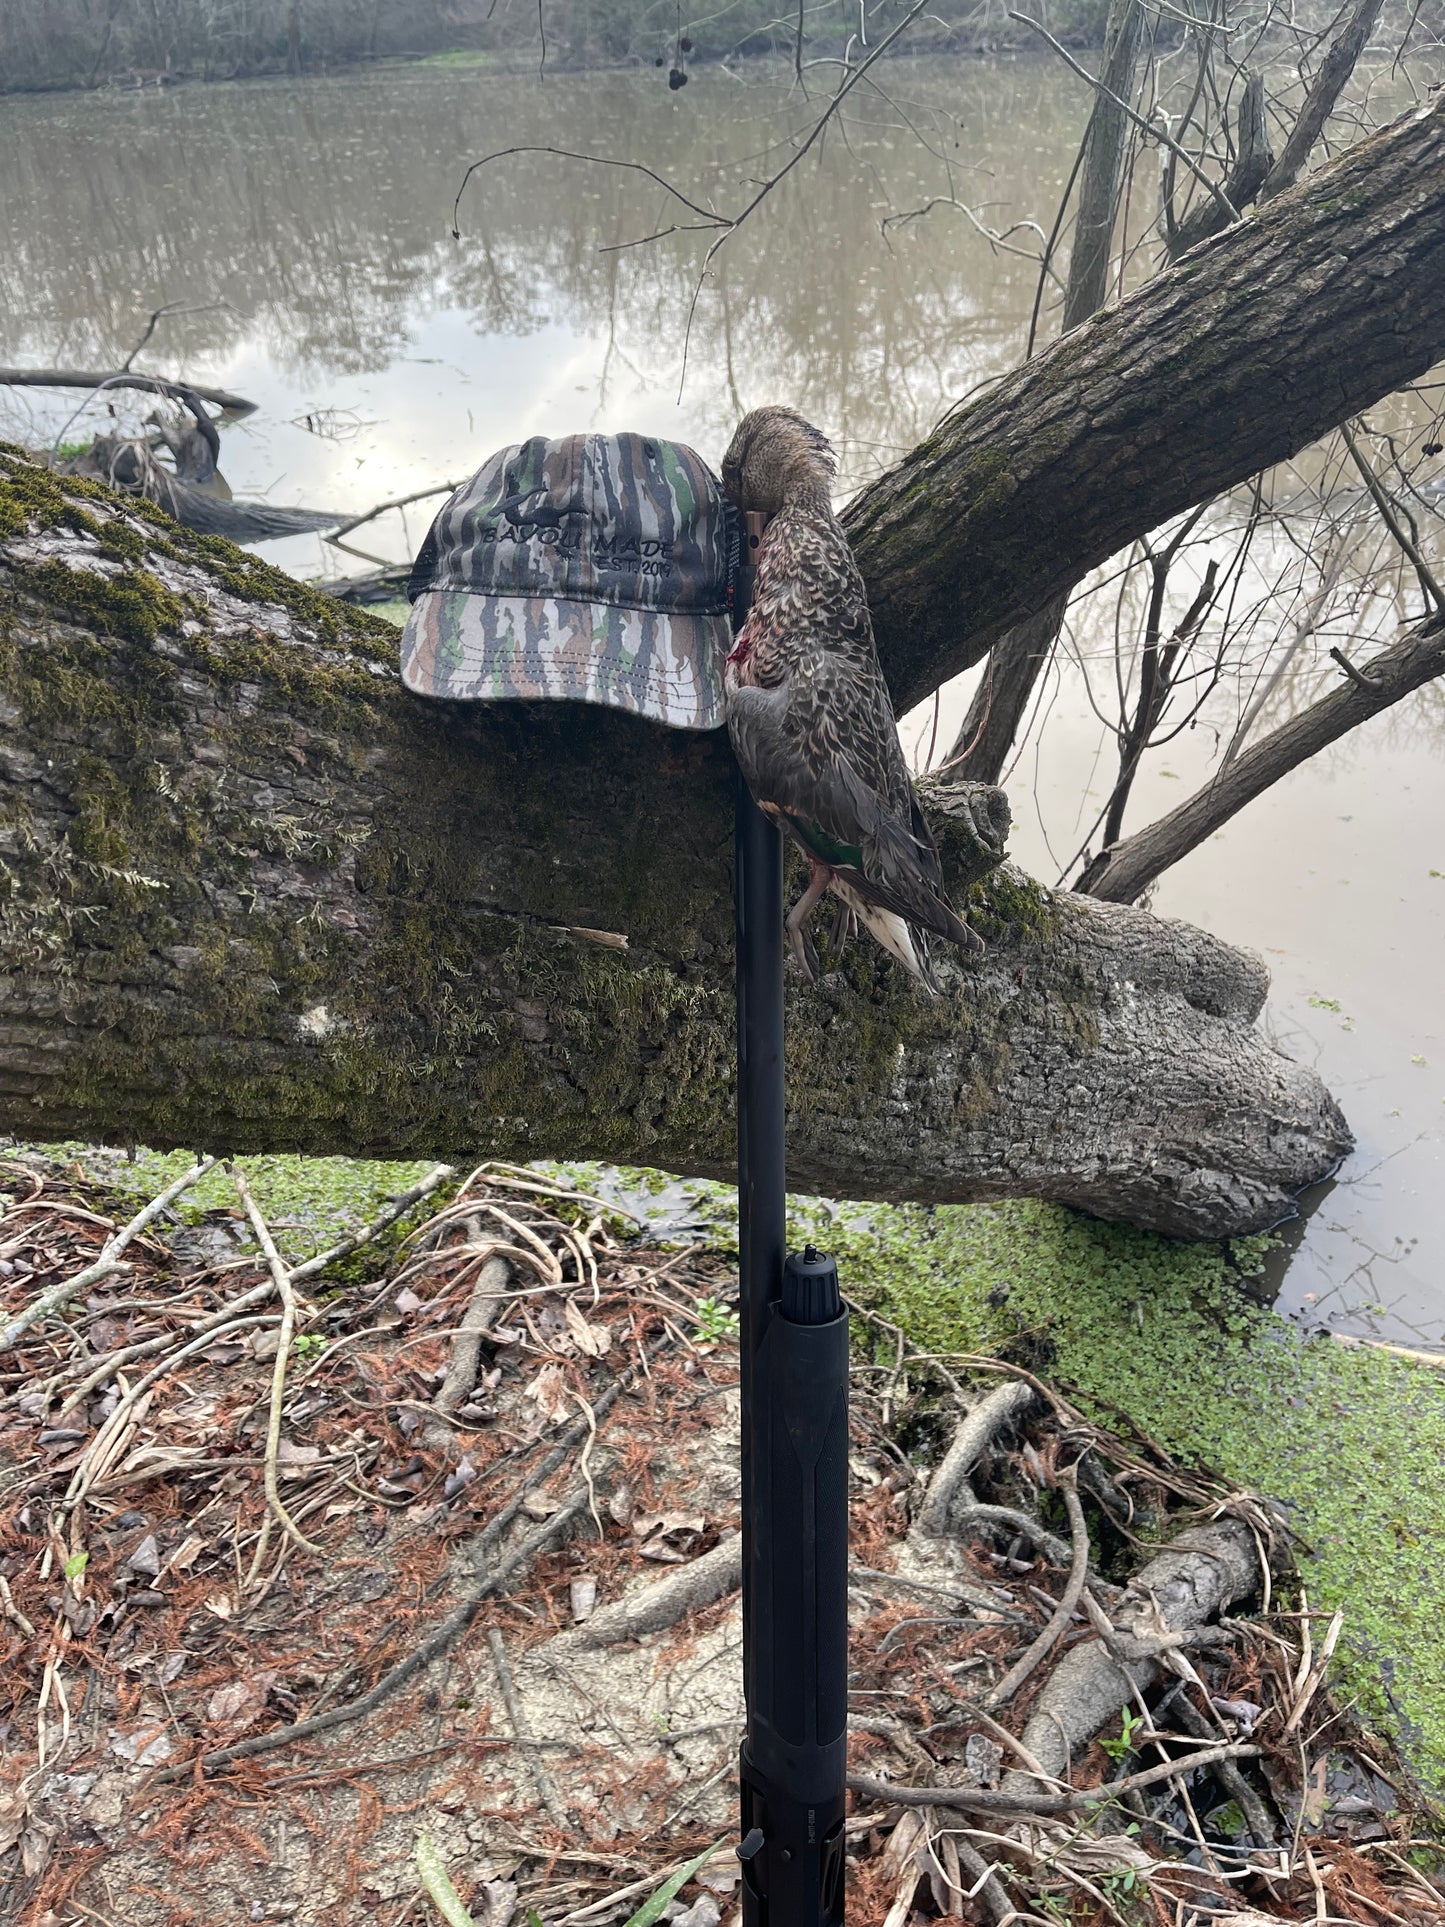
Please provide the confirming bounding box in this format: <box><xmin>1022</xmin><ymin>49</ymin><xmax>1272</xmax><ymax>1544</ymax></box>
<box><xmin>721</xmin><ymin>406</ymin><xmax>837</xmax><ymax>514</ymax></box>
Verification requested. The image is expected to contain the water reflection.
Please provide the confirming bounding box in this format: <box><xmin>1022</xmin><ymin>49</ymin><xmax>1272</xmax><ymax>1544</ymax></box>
<box><xmin>1</xmin><ymin>55</ymin><xmax>1441</xmax><ymax>1339</ymax></box>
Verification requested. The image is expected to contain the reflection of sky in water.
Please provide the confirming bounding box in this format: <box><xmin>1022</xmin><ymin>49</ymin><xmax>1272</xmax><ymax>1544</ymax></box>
<box><xmin>3</xmin><ymin>58</ymin><xmax>1442</xmax><ymax>1341</ymax></box>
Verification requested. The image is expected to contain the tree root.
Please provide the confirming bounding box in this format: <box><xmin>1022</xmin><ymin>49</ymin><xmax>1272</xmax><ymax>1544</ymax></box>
<box><xmin>567</xmin><ymin>1531</ymin><xmax>742</xmax><ymax>1649</ymax></box>
<box><xmin>423</xmin><ymin>1251</ymin><xmax>511</xmax><ymax>1448</ymax></box>
<box><xmin>914</xmin><ymin>1381</ymin><xmax>1040</xmax><ymax>1538</ymax></box>
<box><xmin>1003</xmin><ymin>1515</ymin><xmax>1264</xmax><ymax>1792</ymax></box>
<box><xmin>985</xmin><ymin>1476</ymin><xmax>1089</xmax><ymax>1708</ymax></box>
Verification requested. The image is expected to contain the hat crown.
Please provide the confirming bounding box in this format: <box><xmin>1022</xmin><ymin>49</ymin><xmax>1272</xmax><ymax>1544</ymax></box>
<box><xmin>411</xmin><ymin>432</ymin><xmax>729</xmax><ymax>616</ymax></box>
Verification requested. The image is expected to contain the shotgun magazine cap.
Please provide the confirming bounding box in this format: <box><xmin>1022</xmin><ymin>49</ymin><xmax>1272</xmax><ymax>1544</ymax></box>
<box><xmin>401</xmin><ymin>431</ymin><xmax>733</xmax><ymax>730</ymax></box>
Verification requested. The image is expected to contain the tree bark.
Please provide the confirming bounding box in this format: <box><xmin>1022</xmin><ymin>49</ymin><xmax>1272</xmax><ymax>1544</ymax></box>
<box><xmin>0</xmin><ymin>453</ymin><xmax>1348</xmax><ymax>1239</ymax></box>
<box><xmin>1259</xmin><ymin>0</ymin><xmax>1387</xmax><ymax>203</ymax></box>
<box><xmin>847</xmin><ymin>93</ymin><xmax>1445</xmax><ymax>712</ymax></box>
<box><xmin>946</xmin><ymin>0</ymin><xmax>1144</xmax><ymax>779</ymax></box>
<box><xmin>1079</xmin><ymin>615</ymin><xmax>1445</xmax><ymax>903</ymax></box>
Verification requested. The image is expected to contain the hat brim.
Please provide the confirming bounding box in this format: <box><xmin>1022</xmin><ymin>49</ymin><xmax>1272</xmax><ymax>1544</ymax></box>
<box><xmin>400</xmin><ymin>590</ymin><xmax>730</xmax><ymax>731</ymax></box>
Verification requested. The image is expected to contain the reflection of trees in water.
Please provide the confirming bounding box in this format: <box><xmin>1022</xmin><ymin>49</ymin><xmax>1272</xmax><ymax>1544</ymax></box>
<box><xmin>0</xmin><ymin>60</ymin><xmax>1083</xmax><ymax>461</ymax></box>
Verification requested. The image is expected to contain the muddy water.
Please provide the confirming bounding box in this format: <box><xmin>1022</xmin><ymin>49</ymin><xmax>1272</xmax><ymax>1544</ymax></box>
<box><xmin>1</xmin><ymin>58</ymin><xmax>1441</xmax><ymax>1340</ymax></box>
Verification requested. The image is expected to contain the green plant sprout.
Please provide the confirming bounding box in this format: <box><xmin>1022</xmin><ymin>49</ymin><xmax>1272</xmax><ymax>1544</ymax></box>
<box><xmin>692</xmin><ymin>1296</ymin><xmax>740</xmax><ymax>1344</ymax></box>
<box><xmin>1098</xmin><ymin>1704</ymin><xmax>1146</xmax><ymax>1762</ymax></box>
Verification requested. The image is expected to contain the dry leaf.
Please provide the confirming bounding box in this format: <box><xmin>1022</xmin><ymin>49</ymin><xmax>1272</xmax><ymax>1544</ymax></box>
<box><xmin>204</xmin><ymin>1590</ymin><xmax>234</xmax><ymax>1619</ymax></box>
<box><xmin>125</xmin><ymin>1534</ymin><xmax>161</xmax><ymax>1577</ymax></box>
<box><xmin>165</xmin><ymin>1533</ymin><xmax>204</xmax><ymax>1574</ymax></box>
<box><xmin>634</xmin><ymin>1510</ymin><xmax>705</xmax><ymax>1542</ymax></box>
<box><xmin>205</xmin><ymin>1669</ymin><xmax>278</xmax><ymax>1729</ymax></box>
<box><xmin>523</xmin><ymin>1362</ymin><xmax>572</xmax><ymax>1427</ymax></box>
<box><xmin>563</xmin><ymin>1299</ymin><xmax>611</xmax><ymax>1357</ymax></box>
<box><xmin>0</xmin><ymin>1787</ymin><xmax>27</xmax><ymax>1854</ymax></box>
<box><xmin>20</xmin><ymin>1818</ymin><xmax>53</xmax><ymax>1879</ymax></box>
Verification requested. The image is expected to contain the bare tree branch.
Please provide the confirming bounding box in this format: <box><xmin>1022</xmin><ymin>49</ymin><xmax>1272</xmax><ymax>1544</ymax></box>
<box><xmin>1079</xmin><ymin>614</ymin><xmax>1445</xmax><ymax>903</ymax></box>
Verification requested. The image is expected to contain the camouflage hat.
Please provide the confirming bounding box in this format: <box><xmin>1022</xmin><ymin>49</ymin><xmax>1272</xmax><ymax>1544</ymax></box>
<box><xmin>401</xmin><ymin>432</ymin><xmax>733</xmax><ymax>730</ymax></box>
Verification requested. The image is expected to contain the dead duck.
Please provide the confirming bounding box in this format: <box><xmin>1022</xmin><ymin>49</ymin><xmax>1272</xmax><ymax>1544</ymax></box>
<box><xmin>721</xmin><ymin>404</ymin><xmax>981</xmax><ymax>992</ymax></box>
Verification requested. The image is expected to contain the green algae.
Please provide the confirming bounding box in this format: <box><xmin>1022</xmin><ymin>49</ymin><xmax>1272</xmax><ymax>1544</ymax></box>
<box><xmin>801</xmin><ymin>1195</ymin><xmax>1445</xmax><ymax>1796</ymax></box>
<box><xmin>16</xmin><ymin>1143</ymin><xmax>439</xmax><ymax>1264</ymax></box>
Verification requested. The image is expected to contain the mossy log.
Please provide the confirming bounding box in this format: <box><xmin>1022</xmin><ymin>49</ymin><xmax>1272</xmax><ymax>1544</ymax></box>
<box><xmin>848</xmin><ymin>92</ymin><xmax>1445</xmax><ymax>709</ymax></box>
<box><xmin>0</xmin><ymin>451</ymin><xmax>1349</xmax><ymax>1238</ymax></box>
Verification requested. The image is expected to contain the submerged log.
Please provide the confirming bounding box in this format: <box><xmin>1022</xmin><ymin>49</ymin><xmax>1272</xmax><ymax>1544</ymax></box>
<box><xmin>0</xmin><ymin>452</ymin><xmax>1348</xmax><ymax>1238</ymax></box>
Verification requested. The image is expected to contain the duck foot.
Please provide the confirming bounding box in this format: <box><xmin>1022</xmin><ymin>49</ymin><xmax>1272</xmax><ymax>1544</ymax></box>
<box><xmin>785</xmin><ymin>860</ymin><xmax>832</xmax><ymax>984</ymax></box>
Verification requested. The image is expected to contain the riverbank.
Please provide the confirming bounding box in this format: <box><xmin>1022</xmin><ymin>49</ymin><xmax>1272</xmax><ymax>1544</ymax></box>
<box><xmin>3</xmin><ymin>1142</ymin><xmax>1442</xmax><ymax>1924</ymax></box>
<box><xmin>0</xmin><ymin>9</ymin><xmax>1108</xmax><ymax>98</ymax></box>
<box><xmin>28</xmin><ymin>1143</ymin><xmax>1445</xmax><ymax>1803</ymax></box>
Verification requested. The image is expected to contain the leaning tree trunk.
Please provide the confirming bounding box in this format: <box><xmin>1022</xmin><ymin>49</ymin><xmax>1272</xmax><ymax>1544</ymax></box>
<box><xmin>849</xmin><ymin>92</ymin><xmax>1445</xmax><ymax>710</ymax></box>
<box><xmin>0</xmin><ymin>453</ymin><xmax>1347</xmax><ymax>1239</ymax></box>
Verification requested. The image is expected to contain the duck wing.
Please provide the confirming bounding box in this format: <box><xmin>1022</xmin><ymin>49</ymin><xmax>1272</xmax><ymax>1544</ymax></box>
<box><xmin>728</xmin><ymin>662</ymin><xmax>975</xmax><ymax>951</ymax></box>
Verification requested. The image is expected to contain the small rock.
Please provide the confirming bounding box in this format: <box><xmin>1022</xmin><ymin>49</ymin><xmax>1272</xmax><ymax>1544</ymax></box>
<box><xmin>125</xmin><ymin>1534</ymin><xmax>161</xmax><ymax>1578</ymax></box>
<box><xmin>570</xmin><ymin>1577</ymin><xmax>598</xmax><ymax>1622</ymax></box>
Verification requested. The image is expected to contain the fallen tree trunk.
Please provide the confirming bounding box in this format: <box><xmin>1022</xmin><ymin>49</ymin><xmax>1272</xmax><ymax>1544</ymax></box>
<box><xmin>846</xmin><ymin>92</ymin><xmax>1445</xmax><ymax>709</ymax></box>
<box><xmin>0</xmin><ymin>453</ymin><xmax>1348</xmax><ymax>1237</ymax></box>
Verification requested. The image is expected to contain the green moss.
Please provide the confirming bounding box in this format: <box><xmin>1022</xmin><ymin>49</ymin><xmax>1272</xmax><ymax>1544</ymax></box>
<box><xmin>9</xmin><ymin>557</ymin><xmax>187</xmax><ymax>646</ymax></box>
<box><xmin>968</xmin><ymin>865</ymin><xmax>1059</xmax><ymax>944</ymax></box>
<box><xmin>15</xmin><ymin>1143</ymin><xmax>439</xmax><ymax>1267</ymax></box>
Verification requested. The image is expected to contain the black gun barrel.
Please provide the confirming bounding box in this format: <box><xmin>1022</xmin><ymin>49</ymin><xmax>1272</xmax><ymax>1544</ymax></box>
<box><xmin>733</xmin><ymin>508</ymin><xmax>848</xmax><ymax>1925</ymax></box>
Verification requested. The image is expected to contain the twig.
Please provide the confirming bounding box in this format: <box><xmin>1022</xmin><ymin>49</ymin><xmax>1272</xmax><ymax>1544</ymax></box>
<box><xmin>1328</xmin><ymin>646</ymin><xmax>1384</xmax><ymax>691</ymax></box>
<box><xmin>234</xmin><ymin>1170</ymin><xmax>323</xmax><ymax>1574</ymax></box>
<box><xmin>985</xmin><ymin>1474</ymin><xmax>1090</xmax><ymax>1708</ymax></box>
<box><xmin>0</xmin><ymin>1155</ymin><xmax>217</xmax><ymax>1354</ymax></box>
<box><xmin>0</xmin><ymin>1572</ymin><xmax>37</xmax><ymax>1640</ymax></box>
<box><xmin>1339</xmin><ymin>419</ymin><xmax>1445</xmax><ymax>613</ymax></box>
<box><xmin>1008</xmin><ymin>12</ymin><xmax>1239</xmax><ymax>226</ymax></box>
<box><xmin>1282</xmin><ymin>1606</ymin><xmax>1344</xmax><ymax>1736</ymax></box>
<box><xmin>847</xmin><ymin>1742</ymin><xmax>1261</xmax><ymax>1815</ymax></box>
<box><xmin>288</xmin><ymin>1162</ymin><xmax>456</xmax><ymax>1284</ymax></box>
<box><xmin>325</xmin><ymin>488</ymin><xmax>464</xmax><ymax>545</ymax></box>
<box><xmin>952</xmin><ymin>1832</ymin><xmax>1016</xmax><ymax>1926</ymax></box>
<box><xmin>488</xmin><ymin>1627</ymin><xmax>569</xmax><ymax>1824</ymax></box>
<box><xmin>55</xmin><ymin>1279</ymin><xmax>276</xmax><ymax>1417</ymax></box>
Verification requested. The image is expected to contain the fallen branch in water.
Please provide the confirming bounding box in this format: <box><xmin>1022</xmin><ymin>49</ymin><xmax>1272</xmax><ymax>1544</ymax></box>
<box><xmin>0</xmin><ymin>367</ymin><xmax>257</xmax><ymax>416</ymax></box>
